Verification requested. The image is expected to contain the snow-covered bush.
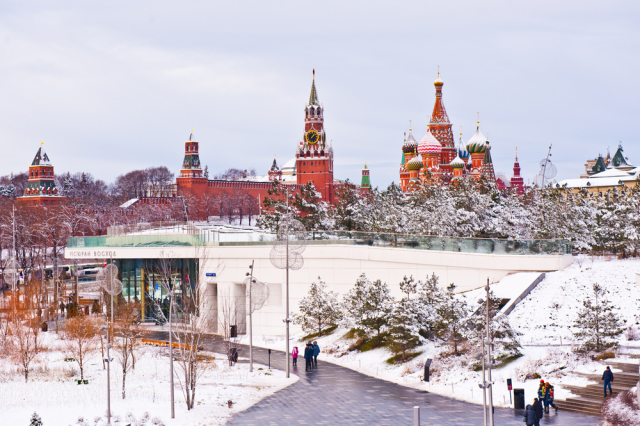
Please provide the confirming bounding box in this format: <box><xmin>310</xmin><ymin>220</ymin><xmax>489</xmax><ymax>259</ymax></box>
<box><xmin>513</xmin><ymin>350</ymin><xmax>577</xmax><ymax>382</ymax></box>
<box><xmin>602</xmin><ymin>387</ymin><xmax>640</xmax><ymax>425</ymax></box>
<box><xmin>626</xmin><ymin>327</ymin><xmax>640</xmax><ymax>341</ymax></box>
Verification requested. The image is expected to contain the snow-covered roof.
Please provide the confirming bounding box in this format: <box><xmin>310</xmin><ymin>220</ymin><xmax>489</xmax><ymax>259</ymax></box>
<box><xmin>281</xmin><ymin>158</ymin><xmax>296</xmax><ymax>175</ymax></box>
<box><xmin>590</xmin><ymin>168</ymin><xmax>630</xmax><ymax>178</ymax></box>
<box><xmin>120</xmin><ymin>198</ymin><xmax>139</xmax><ymax>208</ymax></box>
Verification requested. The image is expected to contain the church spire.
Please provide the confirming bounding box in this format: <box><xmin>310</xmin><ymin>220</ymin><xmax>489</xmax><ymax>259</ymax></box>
<box><xmin>309</xmin><ymin>69</ymin><xmax>319</xmax><ymax>105</ymax></box>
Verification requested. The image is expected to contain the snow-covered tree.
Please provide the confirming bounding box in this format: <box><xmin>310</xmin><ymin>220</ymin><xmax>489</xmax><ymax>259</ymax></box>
<box><xmin>343</xmin><ymin>273</ymin><xmax>394</xmax><ymax>337</ymax></box>
<box><xmin>573</xmin><ymin>283</ymin><xmax>625</xmax><ymax>353</ymax></box>
<box><xmin>468</xmin><ymin>290</ymin><xmax>522</xmax><ymax>363</ymax></box>
<box><xmin>30</xmin><ymin>412</ymin><xmax>43</xmax><ymax>426</ymax></box>
<box><xmin>388</xmin><ymin>297</ymin><xmax>420</xmax><ymax>360</ymax></box>
<box><xmin>399</xmin><ymin>275</ymin><xmax>417</xmax><ymax>300</ymax></box>
<box><xmin>204</xmin><ymin>165</ymin><xmax>209</xmax><ymax>179</ymax></box>
<box><xmin>432</xmin><ymin>283</ymin><xmax>468</xmax><ymax>355</ymax></box>
<box><xmin>257</xmin><ymin>179</ymin><xmax>299</xmax><ymax>231</ymax></box>
<box><xmin>293</xmin><ymin>278</ymin><xmax>342</xmax><ymax>337</ymax></box>
<box><xmin>294</xmin><ymin>182</ymin><xmax>332</xmax><ymax>232</ymax></box>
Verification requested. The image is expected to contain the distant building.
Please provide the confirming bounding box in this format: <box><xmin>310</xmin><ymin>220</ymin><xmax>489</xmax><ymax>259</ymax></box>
<box><xmin>559</xmin><ymin>144</ymin><xmax>639</xmax><ymax>192</ymax></box>
<box><xmin>17</xmin><ymin>142</ymin><xmax>65</xmax><ymax>207</ymax></box>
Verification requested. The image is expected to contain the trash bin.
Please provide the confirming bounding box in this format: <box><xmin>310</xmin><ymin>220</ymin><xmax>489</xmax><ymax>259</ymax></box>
<box><xmin>514</xmin><ymin>388</ymin><xmax>525</xmax><ymax>409</ymax></box>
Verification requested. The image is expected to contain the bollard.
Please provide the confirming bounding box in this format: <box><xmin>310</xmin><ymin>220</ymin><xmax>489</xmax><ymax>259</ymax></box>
<box><xmin>413</xmin><ymin>406</ymin><xmax>420</xmax><ymax>426</ymax></box>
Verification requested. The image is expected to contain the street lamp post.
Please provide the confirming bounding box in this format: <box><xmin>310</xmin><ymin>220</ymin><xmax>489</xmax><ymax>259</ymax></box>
<box><xmin>246</xmin><ymin>261</ymin><xmax>255</xmax><ymax>373</ymax></box>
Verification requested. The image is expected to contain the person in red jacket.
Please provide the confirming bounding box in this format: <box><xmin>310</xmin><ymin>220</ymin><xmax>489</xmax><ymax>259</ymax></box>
<box><xmin>292</xmin><ymin>346</ymin><xmax>299</xmax><ymax>367</ymax></box>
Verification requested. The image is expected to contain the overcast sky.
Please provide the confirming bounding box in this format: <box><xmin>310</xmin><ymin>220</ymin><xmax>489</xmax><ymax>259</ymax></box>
<box><xmin>1</xmin><ymin>1</ymin><xmax>638</xmax><ymax>188</ymax></box>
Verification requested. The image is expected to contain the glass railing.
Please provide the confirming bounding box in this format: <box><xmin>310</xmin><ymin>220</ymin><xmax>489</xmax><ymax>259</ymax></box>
<box><xmin>67</xmin><ymin>230</ymin><xmax>571</xmax><ymax>255</ymax></box>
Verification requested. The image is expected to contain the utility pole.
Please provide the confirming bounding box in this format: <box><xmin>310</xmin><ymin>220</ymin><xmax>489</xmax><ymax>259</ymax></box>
<box><xmin>107</xmin><ymin>256</ymin><xmax>113</xmax><ymax>426</ymax></box>
<box><xmin>12</xmin><ymin>204</ymin><xmax>16</xmax><ymax>293</ymax></box>
<box><xmin>285</xmin><ymin>186</ymin><xmax>291</xmax><ymax>379</ymax></box>
<box><xmin>486</xmin><ymin>278</ymin><xmax>495</xmax><ymax>426</ymax></box>
<box><xmin>247</xmin><ymin>260</ymin><xmax>255</xmax><ymax>373</ymax></box>
<box><xmin>169</xmin><ymin>277</ymin><xmax>175</xmax><ymax>419</ymax></box>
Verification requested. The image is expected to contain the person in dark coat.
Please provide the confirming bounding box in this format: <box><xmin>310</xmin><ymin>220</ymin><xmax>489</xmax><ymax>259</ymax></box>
<box><xmin>523</xmin><ymin>404</ymin><xmax>537</xmax><ymax>426</ymax></box>
<box><xmin>602</xmin><ymin>366</ymin><xmax>614</xmax><ymax>396</ymax></box>
<box><xmin>304</xmin><ymin>343</ymin><xmax>313</xmax><ymax>371</ymax></box>
<box><xmin>312</xmin><ymin>341</ymin><xmax>320</xmax><ymax>366</ymax></box>
<box><xmin>532</xmin><ymin>398</ymin><xmax>543</xmax><ymax>426</ymax></box>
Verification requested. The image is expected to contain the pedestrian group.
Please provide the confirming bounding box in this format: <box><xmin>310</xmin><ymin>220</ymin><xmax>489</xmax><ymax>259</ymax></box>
<box><xmin>524</xmin><ymin>379</ymin><xmax>557</xmax><ymax>426</ymax></box>
<box><xmin>292</xmin><ymin>341</ymin><xmax>320</xmax><ymax>371</ymax></box>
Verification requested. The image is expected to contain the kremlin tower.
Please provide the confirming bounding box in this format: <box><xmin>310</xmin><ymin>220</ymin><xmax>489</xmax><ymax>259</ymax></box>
<box><xmin>18</xmin><ymin>142</ymin><xmax>65</xmax><ymax>207</ymax></box>
<box><xmin>510</xmin><ymin>148</ymin><xmax>524</xmax><ymax>194</ymax></box>
<box><xmin>296</xmin><ymin>69</ymin><xmax>334</xmax><ymax>203</ymax></box>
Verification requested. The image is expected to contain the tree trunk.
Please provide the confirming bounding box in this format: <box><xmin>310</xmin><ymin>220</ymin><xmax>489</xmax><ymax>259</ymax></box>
<box><xmin>122</xmin><ymin>369</ymin><xmax>127</xmax><ymax>399</ymax></box>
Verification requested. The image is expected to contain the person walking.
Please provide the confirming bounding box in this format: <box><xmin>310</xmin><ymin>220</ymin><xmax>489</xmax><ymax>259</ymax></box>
<box><xmin>312</xmin><ymin>341</ymin><xmax>320</xmax><ymax>366</ymax></box>
<box><xmin>537</xmin><ymin>379</ymin><xmax>546</xmax><ymax>402</ymax></box>
<box><xmin>532</xmin><ymin>398</ymin><xmax>543</xmax><ymax>426</ymax></box>
<box><xmin>544</xmin><ymin>382</ymin><xmax>557</xmax><ymax>413</ymax></box>
<box><xmin>523</xmin><ymin>404</ymin><xmax>537</xmax><ymax>426</ymax></box>
<box><xmin>304</xmin><ymin>343</ymin><xmax>313</xmax><ymax>371</ymax></box>
<box><xmin>602</xmin><ymin>366</ymin><xmax>614</xmax><ymax>397</ymax></box>
<box><xmin>292</xmin><ymin>346</ymin><xmax>299</xmax><ymax>367</ymax></box>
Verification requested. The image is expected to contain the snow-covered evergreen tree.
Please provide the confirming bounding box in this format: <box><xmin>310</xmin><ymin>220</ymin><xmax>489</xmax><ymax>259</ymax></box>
<box><xmin>573</xmin><ymin>283</ymin><xmax>625</xmax><ymax>353</ymax></box>
<box><xmin>257</xmin><ymin>179</ymin><xmax>299</xmax><ymax>231</ymax></box>
<box><xmin>293</xmin><ymin>278</ymin><xmax>342</xmax><ymax>337</ymax></box>
<box><xmin>468</xmin><ymin>290</ymin><xmax>522</xmax><ymax>364</ymax></box>
<box><xmin>30</xmin><ymin>412</ymin><xmax>43</xmax><ymax>426</ymax></box>
<box><xmin>432</xmin><ymin>283</ymin><xmax>468</xmax><ymax>355</ymax></box>
<box><xmin>204</xmin><ymin>165</ymin><xmax>209</xmax><ymax>179</ymax></box>
<box><xmin>388</xmin><ymin>297</ymin><xmax>420</xmax><ymax>360</ymax></box>
<box><xmin>294</xmin><ymin>182</ymin><xmax>332</xmax><ymax>231</ymax></box>
<box><xmin>343</xmin><ymin>274</ymin><xmax>394</xmax><ymax>337</ymax></box>
<box><xmin>399</xmin><ymin>275</ymin><xmax>417</xmax><ymax>300</ymax></box>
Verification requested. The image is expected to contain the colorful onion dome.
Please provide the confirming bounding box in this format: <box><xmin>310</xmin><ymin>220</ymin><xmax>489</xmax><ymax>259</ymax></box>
<box><xmin>418</xmin><ymin>128</ymin><xmax>442</xmax><ymax>155</ymax></box>
<box><xmin>402</xmin><ymin>129</ymin><xmax>418</xmax><ymax>154</ymax></box>
<box><xmin>406</xmin><ymin>154</ymin><xmax>423</xmax><ymax>171</ymax></box>
<box><xmin>450</xmin><ymin>154</ymin><xmax>465</xmax><ymax>169</ymax></box>
<box><xmin>466</xmin><ymin>122</ymin><xmax>487</xmax><ymax>154</ymax></box>
<box><xmin>408</xmin><ymin>178</ymin><xmax>421</xmax><ymax>192</ymax></box>
<box><xmin>457</xmin><ymin>133</ymin><xmax>470</xmax><ymax>160</ymax></box>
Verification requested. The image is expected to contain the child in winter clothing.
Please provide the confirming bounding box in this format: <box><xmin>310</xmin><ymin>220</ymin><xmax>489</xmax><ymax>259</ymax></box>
<box><xmin>292</xmin><ymin>346</ymin><xmax>299</xmax><ymax>366</ymax></box>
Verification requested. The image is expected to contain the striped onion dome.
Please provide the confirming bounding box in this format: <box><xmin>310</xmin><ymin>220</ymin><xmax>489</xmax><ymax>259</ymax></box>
<box><xmin>402</xmin><ymin>130</ymin><xmax>419</xmax><ymax>153</ymax></box>
<box><xmin>406</xmin><ymin>154</ymin><xmax>423</xmax><ymax>171</ymax></box>
<box><xmin>418</xmin><ymin>128</ymin><xmax>442</xmax><ymax>155</ymax></box>
<box><xmin>466</xmin><ymin>123</ymin><xmax>487</xmax><ymax>154</ymax></box>
<box><xmin>408</xmin><ymin>178</ymin><xmax>421</xmax><ymax>192</ymax></box>
<box><xmin>457</xmin><ymin>136</ymin><xmax>470</xmax><ymax>160</ymax></box>
<box><xmin>450</xmin><ymin>154</ymin><xmax>465</xmax><ymax>169</ymax></box>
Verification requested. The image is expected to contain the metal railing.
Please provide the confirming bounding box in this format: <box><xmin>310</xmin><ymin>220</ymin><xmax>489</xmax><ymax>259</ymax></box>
<box><xmin>68</xmin><ymin>229</ymin><xmax>571</xmax><ymax>255</ymax></box>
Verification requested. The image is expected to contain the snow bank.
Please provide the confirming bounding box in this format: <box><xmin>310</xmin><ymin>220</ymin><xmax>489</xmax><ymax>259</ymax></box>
<box><xmin>1</xmin><ymin>332</ymin><xmax>297</xmax><ymax>426</ymax></box>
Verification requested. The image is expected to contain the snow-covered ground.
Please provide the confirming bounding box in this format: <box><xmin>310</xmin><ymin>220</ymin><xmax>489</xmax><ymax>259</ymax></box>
<box><xmin>242</xmin><ymin>257</ymin><xmax>640</xmax><ymax>407</ymax></box>
<box><xmin>1</xmin><ymin>333</ymin><xmax>298</xmax><ymax>426</ymax></box>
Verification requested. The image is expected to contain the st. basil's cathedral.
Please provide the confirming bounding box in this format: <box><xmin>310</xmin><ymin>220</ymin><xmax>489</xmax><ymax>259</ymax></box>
<box><xmin>399</xmin><ymin>73</ymin><xmax>524</xmax><ymax>195</ymax></box>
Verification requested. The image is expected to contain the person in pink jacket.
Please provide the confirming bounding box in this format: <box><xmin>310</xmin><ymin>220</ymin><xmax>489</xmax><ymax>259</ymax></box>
<box><xmin>292</xmin><ymin>346</ymin><xmax>299</xmax><ymax>366</ymax></box>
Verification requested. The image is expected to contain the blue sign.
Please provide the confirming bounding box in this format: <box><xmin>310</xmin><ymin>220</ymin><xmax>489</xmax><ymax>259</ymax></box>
<box><xmin>206</xmin><ymin>272</ymin><xmax>216</xmax><ymax>277</ymax></box>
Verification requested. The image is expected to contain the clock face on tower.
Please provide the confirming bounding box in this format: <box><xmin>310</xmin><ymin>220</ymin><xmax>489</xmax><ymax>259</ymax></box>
<box><xmin>305</xmin><ymin>129</ymin><xmax>319</xmax><ymax>144</ymax></box>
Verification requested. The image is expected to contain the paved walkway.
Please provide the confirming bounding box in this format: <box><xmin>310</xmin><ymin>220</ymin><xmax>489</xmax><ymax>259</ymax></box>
<box><xmin>145</xmin><ymin>331</ymin><xmax>601</xmax><ymax>425</ymax></box>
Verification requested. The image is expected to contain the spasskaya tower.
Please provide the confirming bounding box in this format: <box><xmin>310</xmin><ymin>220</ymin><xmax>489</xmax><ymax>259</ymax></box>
<box><xmin>296</xmin><ymin>70</ymin><xmax>334</xmax><ymax>203</ymax></box>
